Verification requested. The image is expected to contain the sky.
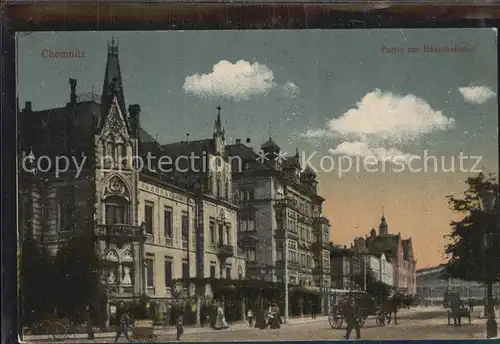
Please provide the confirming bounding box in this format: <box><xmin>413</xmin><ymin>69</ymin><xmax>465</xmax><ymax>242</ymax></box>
<box><xmin>17</xmin><ymin>29</ymin><xmax>498</xmax><ymax>268</ymax></box>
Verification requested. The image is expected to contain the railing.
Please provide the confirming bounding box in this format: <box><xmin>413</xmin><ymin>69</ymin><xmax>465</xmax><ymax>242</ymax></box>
<box><xmin>94</xmin><ymin>224</ymin><xmax>143</xmax><ymax>237</ymax></box>
<box><xmin>216</xmin><ymin>244</ymin><xmax>234</xmax><ymax>257</ymax></box>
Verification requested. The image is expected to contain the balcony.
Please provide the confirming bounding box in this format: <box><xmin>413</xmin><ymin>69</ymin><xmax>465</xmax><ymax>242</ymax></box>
<box><xmin>94</xmin><ymin>224</ymin><xmax>144</xmax><ymax>239</ymax></box>
<box><xmin>216</xmin><ymin>244</ymin><xmax>234</xmax><ymax>260</ymax></box>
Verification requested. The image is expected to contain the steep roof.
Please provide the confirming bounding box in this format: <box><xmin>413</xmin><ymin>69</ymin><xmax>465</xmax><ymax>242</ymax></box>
<box><xmin>100</xmin><ymin>38</ymin><xmax>127</xmax><ymax>121</ymax></box>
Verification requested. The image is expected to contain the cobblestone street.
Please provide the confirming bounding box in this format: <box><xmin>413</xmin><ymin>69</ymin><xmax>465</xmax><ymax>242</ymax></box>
<box><xmin>27</xmin><ymin>307</ymin><xmax>494</xmax><ymax>342</ymax></box>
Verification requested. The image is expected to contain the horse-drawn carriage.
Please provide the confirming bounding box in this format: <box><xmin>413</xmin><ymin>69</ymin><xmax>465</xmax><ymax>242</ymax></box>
<box><xmin>328</xmin><ymin>289</ymin><xmax>405</xmax><ymax>329</ymax></box>
<box><xmin>328</xmin><ymin>290</ymin><xmax>389</xmax><ymax>329</ymax></box>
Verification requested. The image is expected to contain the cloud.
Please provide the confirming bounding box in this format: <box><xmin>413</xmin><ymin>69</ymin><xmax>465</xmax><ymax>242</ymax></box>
<box><xmin>183</xmin><ymin>60</ymin><xmax>276</xmax><ymax>101</ymax></box>
<box><xmin>183</xmin><ymin>60</ymin><xmax>299</xmax><ymax>101</ymax></box>
<box><xmin>458</xmin><ymin>86</ymin><xmax>496</xmax><ymax>104</ymax></box>
<box><xmin>325</xmin><ymin>89</ymin><xmax>454</xmax><ymax>143</ymax></box>
<box><xmin>299</xmin><ymin>129</ymin><xmax>331</xmax><ymax>139</ymax></box>
<box><xmin>281</xmin><ymin>81</ymin><xmax>300</xmax><ymax>98</ymax></box>
<box><xmin>329</xmin><ymin>141</ymin><xmax>417</xmax><ymax>165</ymax></box>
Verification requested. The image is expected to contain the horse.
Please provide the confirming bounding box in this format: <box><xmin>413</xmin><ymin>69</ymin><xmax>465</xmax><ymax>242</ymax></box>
<box><xmin>379</xmin><ymin>292</ymin><xmax>405</xmax><ymax>325</ymax></box>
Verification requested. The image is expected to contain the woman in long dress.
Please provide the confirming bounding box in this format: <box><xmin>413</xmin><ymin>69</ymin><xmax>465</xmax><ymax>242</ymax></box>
<box><xmin>214</xmin><ymin>302</ymin><xmax>229</xmax><ymax>330</ymax></box>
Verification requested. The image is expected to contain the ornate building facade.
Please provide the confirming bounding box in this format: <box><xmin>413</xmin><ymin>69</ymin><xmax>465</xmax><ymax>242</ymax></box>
<box><xmin>353</xmin><ymin>214</ymin><xmax>417</xmax><ymax>294</ymax></box>
<box><xmin>227</xmin><ymin>140</ymin><xmax>331</xmax><ymax>313</ymax></box>
<box><xmin>18</xmin><ymin>40</ymin><xmax>245</xmax><ymax>317</ymax></box>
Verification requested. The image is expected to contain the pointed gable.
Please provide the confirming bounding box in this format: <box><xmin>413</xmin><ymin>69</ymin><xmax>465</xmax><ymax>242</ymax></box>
<box><xmin>101</xmin><ymin>96</ymin><xmax>129</xmax><ymax>139</ymax></box>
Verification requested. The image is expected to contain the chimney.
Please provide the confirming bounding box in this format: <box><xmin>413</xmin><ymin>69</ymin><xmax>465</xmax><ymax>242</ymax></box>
<box><xmin>128</xmin><ymin>104</ymin><xmax>141</xmax><ymax>137</ymax></box>
<box><xmin>24</xmin><ymin>101</ymin><xmax>32</xmax><ymax>112</ymax></box>
<box><xmin>69</xmin><ymin>78</ymin><xmax>77</xmax><ymax>103</ymax></box>
<box><xmin>235</xmin><ymin>139</ymin><xmax>241</xmax><ymax>144</ymax></box>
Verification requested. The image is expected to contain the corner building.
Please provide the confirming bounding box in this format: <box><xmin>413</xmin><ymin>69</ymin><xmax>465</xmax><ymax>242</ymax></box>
<box><xmin>228</xmin><ymin>139</ymin><xmax>331</xmax><ymax>315</ymax></box>
<box><xmin>18</xmin><ymin>40</ymin><xmax>245</xmax><ymax>322</ymax></box>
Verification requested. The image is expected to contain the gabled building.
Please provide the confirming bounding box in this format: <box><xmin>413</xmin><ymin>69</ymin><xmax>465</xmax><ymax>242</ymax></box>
<box><xmin>358</xmin><ymin>214</ymin><xmax>417</xmax><ymax>294</ymax></box>
<box><xmin>18</xmin><ymin>40</ymin><xmax>245</xmax><ymax>322</ymax></box>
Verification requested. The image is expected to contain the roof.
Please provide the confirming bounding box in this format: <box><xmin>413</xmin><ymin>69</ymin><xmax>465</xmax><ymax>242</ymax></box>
<box><xmin>416</xmin><ymin>264</ymin><xmax>446</xmax><ymax>277</ymax></box>
<box><xmin>19</xmin><ymin>101</ymin><xmax>99</xmax><ymax>157</ymax></box>
<box><xmin>261</xmin><ymin>137</ymin><xmax>280</xmax><ymax>152</ymax></box>
<box><xmin>100</xmin><ymin>39</ymin><xmax>127</xmax><ymax>120</ymax></box>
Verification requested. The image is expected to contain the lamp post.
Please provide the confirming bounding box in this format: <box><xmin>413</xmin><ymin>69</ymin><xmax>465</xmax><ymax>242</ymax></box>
<box><xmin>478</xmin><ymin>188</ymin><xmax>498</xmax><ymax>339</ymax></box>
<box><xmin>284</xmin><ymin>230</ymin><xmax>289</xmax><ymax>324</ymax></box>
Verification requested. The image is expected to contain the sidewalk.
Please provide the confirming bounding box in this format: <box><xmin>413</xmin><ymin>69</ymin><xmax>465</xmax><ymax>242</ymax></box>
<box><xmin>23</xmin><ymin>315</ymin><xmax>328</xmax><ymax>341</ymax></box>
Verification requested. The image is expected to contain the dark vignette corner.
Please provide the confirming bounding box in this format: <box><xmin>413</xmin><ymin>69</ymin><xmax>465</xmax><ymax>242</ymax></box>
<box><xmin>2</xmin><ymin>6</ymin><xmax>18</xmax><ymax>344</ymax></box>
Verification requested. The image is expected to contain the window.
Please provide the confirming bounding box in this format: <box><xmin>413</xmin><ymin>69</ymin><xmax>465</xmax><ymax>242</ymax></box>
<box><xmin>276</xmin><ymin>249</ymin><xmax>283</xmax><ymax>261</ymax></box>
<box><xmin>226</xmin><ymin>225</ymin><xmax>231</xmax><ymax>245</ymax></box>
<box><xmin>164</xmin><ymin>207</ymin><xmax>172</xmax><ymax>238</ymax></box>
<box><xmin>145</xmin><ymin>202</ymin><xmax>154</xmax><ymax>234</ymax></box>
<box><xmin>209</xmin><ymin>221</ymin><xmax>216</xmax><ymax>245</ymax></box>
<box><xmin>241</xmin><ymin>188</ymin><xmax>255</xmax><ymax>201</ymax></box>
<box><xmin>225</xmin><ymin>181</ymin><xmax>229</xmax><ymax>200</ymax></box>
<box><xmin>164</xmin><ymin>259</ymin><xmax>172</xmax><ymax>288</ymax></box>
<box><xmin>218</xmin><ymin>223</ymin><xmax>224</xmax><ymax>246</ymax></box>
<box><xmin>181</xmin><ymin>213</ymin><xmax>188</xmax><ymax>243</ymax></box>
<box><xmin>182</xmin><ymin>262</ymin><xmax>189</xmax><ymax>287</ymax></box>
<box><xmin>146</xmin><ymin>258</ymin><xmax>154</xmax><ymax>287</ymax></box>
<box><xmin>217</xmin><ymin>179</ymin><xmax>221</xmax><ymax>198</ymax></box>
<box><xmin>105</xmin><ymin>197</ymin><xmax>128</xmax><ymax>225</ymax></box>
<box><xmin>226</xmin><ymin>267</ymin><xmax>231</xmax><ymax>280</ymax></box>
<box><xmin>245</xmin><ymin>249</ymin><xmax>256</xmax><ymax>262</ymax></box>
<box><xmin>210</xmin><ymin>265</ymin><xmax>216</xmax><ymax>278</ymax></box>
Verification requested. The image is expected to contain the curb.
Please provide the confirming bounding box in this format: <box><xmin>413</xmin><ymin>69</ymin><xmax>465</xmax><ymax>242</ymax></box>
<box><xmin>23</xmin><ymin>317</ymin><xmax>329</xmax><ymax>341</ymax></box>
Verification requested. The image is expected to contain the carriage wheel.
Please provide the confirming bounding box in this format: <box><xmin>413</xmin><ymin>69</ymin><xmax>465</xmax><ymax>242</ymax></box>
<box><xmin>328</xmin><ymin>312</ymin><xmax>343</xmax><ymax>329</ymax></box>
<box><xmin>49</xmin><ymin>321</ymin><xmax>68</xmax><ymax>341</ymax></box>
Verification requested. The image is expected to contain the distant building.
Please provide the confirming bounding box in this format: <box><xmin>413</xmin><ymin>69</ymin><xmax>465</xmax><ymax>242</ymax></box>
<box><xmin>354</xmin><ymin>214</ymin><xmax>417</xmax><ymax>294</ymax></box>
<box><xmin>367</xmin><ymin>253</ymin><xmax>394</xmax><ymax>287</ymax></box>
<box><xmin>416</xmin><ymin>265</ymin><xmax>500</xmax><ymax>306</ymax></box>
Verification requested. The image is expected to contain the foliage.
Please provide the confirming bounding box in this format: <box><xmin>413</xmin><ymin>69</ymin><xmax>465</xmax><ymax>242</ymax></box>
<box><xmin>53</xmin><ymin>234</ymin><xmax>104</xmax><ymax>322</ymax></box>
<box><xmin>128</xmin><ymin>294</ymin><xmax>151</xmax><ymax>319</ymax></box>
<box><xmin>21</xmin><ymin>235</ymin><xmax>56</xmax><ymax>326</ymax></box>
<box><xmin>443</xmin><ymin>172</ymin><xmax>500</xmax><ymax>283</ymax></box>
<box><xmin>353</xmin><ymin>267</ymin><xmax>393</xmax><ymax>302</ymax></box>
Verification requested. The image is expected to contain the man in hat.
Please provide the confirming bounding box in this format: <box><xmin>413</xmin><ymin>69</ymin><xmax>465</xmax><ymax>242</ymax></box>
<box><xmin>342</xmin><ymin>296</ymin><xmax>361</xmax><ymax>340</ymax></box>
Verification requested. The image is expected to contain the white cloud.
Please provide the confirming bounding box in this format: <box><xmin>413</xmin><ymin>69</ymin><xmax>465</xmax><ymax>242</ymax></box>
<box><xmin>183</xmin><ymin>60</ymin><xmax>276</xmax><ymax>101</ymax></box>
<box><xmin>329</xmin><ymin>141</ymin><xmax>417</xmax><ymax>165</ymax></box>
<box><xmin>281</xmin><ymin>81</ymin><xmax>300</xmax><ymax>98</ymax></box>
<box><xmin>458</xmin><ymin>86</ymin><xmax>496</xmax><ymax>104</ymax></box>
<box><xmin>327</xmin><ymin>89</ymin><xmax>454</xmax><ymax>143</ymax></box>
<box><xmin>183</xmin><ymin>60</ymin><xmax>299</xmax><ymax>101</ymax></box>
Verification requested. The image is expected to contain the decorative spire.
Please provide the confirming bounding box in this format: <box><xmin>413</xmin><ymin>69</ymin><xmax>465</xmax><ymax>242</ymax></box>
<box><xmin>379</xmin><ymin>210</ymin><xmax>388</xmax><ymax>235</ymax></box>
<box><xmin>214</xmin><ymin>105</ymin><xmax>224</xmax><ymax>135</ymax></box>
<box><xmin>101</xmin><ymin>39</ymin><xmax>126</xmax><ymax>123</ymax></box>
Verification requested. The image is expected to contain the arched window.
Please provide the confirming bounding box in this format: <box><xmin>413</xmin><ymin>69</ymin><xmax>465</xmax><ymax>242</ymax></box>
<box><xmin>121</xmin><ymin>251</ymin><xmax>134</xmax><ymax>286</ymax></box>
<box><xmin>104</xmin><ymin>195</ymin><xmax>129</xmax><ymax>224</ymax></box>
<box><xmin>106</xmin><ymin>250</ymin><xmax>120</xmax><ymax>286</ymax></box>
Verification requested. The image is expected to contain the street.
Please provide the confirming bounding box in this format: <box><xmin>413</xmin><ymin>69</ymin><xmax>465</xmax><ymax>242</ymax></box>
<box><xmin>27</xmin><ymin>307</ymin><xmax>493</xmax><ymax>342</ymax></box>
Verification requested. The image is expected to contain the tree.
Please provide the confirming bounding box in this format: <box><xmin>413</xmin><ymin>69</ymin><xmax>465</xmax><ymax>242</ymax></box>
<box><xmin>444</xmin><ymin>172</ymin><xmax>500</xmax><ymax>283</ymax></box>
<box><xmin>53</xmin><ymin>234</ymin><xmax>104</xmax><ymax>322</ymax></box>
<box><xmin>353</xmin><ymin>268</ymin><xmax>393</xmax><ymax>302</ymax></box>
<box><xmin>21</xmin><ymin>235</ymin><xmax>56</xmax><ymax>326</ymax></box>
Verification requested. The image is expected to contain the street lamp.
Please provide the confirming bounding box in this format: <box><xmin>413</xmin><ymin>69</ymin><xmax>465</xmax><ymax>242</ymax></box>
<box><xmin>478</xmin><ymin>188</ymin><xmax>498</xmax><ymax>339</ymax></box>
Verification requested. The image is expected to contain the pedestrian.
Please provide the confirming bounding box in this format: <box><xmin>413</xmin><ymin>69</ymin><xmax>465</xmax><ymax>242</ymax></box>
<box><xmin>450</xmin><ymin>295</ymin><xmax>462</xmax><ymax>328</ymax></box>
<box><xmin>311</xmin><ymin>300</ymin><xmax>317</xmax><ymax>320</ymax></box>
<box><xmin>86</xmin><ymin>306</ymin><xmax>95</xmax><ymax>340</ymax></box>
<box><xmin>114</xmin><ymin>310</ymin><xmax>131</xmax><ymax>343</ymax></box>
<box><xmin>247</xmin><ymin>308</ymin><xmax>254</xmax><ymax>327</ymax></box>
<box><xmin>342</xmin><ymin>297</ymin><xmax>361</xmax><ymax>340</ymax></box>
<box><xmin>176</xmin><ymin>311</ymin><xmax>184</xmax><ymax>340</ymax></box>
